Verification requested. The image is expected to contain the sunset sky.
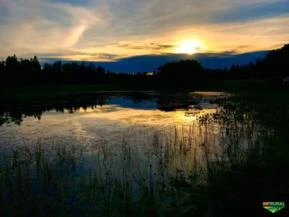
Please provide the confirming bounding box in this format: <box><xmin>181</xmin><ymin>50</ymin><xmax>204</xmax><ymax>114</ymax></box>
<box><xmin>0</xmin><ymin>0</ymin><xmax>289</xmax><ymax>70</ymax></box>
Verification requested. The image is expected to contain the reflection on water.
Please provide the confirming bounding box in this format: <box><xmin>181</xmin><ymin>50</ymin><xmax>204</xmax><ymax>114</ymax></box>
<box><xmin>0</xmin><ymin>92</ymin><xmax>225</xmax><ymax>156</ymax></box>
<box><xmin>1</xmin><ymin>91</ymin><xmax>287</xmax><ymax>216</ymax></box>
<box><xmin>0</xmin><ymin>91</ymin><xmax>225</xmax><ymax>126</ymax></box>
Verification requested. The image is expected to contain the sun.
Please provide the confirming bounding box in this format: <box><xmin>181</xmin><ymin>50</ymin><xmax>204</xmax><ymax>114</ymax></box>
<box><xmin>175</xmin><ymin>40</ymin><xmax>202</xmax><ymax>55</ymax></box>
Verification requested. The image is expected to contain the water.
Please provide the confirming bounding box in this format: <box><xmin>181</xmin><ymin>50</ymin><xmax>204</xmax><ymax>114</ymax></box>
<box><xmin>0</xmin><ymin>91</ymin><xmax>224</xmax><ymax>148</ymax></box>
<box><xmin>1</xmin><ymin>91</ymin><xmax>289</xmax><ymax>217</ymax></box>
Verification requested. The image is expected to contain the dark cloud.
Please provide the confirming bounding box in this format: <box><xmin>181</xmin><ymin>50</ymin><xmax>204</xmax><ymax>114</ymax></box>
<box><xmin>90</xmin><ymin>53</ymin><xmax>121</xmax><ymax>60</ymax></box>
<box><xmin>37</xmin><ymin>51</ymin><xmax>121</xmax><ymax>61</ymax></box>
<box><xmin>118</xmin><ymin>42</ymin><xmax>175</xmax><ymax>51</ymax></box>
<box><xmin>236</xmin><ymin>45</ymin><xmax>250</xmax><ymax>50</ymax></box>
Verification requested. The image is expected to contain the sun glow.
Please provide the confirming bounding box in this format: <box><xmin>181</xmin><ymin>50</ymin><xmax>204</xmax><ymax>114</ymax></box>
<box><xmin>175</xmin><ymin>40</ymin><xmax>202</xmax><ymax>55</ymax></box>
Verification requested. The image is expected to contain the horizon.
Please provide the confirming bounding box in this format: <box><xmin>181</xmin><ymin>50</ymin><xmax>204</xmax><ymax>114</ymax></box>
<box><xmin>39</xmin><ymin>49</ymin><xmax>269</xmax><ymax>72</ymax></box>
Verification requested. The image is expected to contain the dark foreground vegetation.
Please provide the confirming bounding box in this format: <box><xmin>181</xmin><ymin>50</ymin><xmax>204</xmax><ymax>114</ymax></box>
<box><xmin>0</xmin><ymin>44</ymin><xmax>289</xmax><ymax>94</ymax></box>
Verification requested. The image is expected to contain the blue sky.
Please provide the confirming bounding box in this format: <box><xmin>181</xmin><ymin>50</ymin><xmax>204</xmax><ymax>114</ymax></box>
<box><xmin>0</xmin><ymin>0</ymin><xmax>288</xmax><ymax>71</ymax></box>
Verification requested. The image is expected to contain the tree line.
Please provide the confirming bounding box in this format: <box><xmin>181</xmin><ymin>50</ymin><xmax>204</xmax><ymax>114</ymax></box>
<box><xmin>0</xmin><ymin>55</ymin><xmax>156</xmax><ymax>89</ymax></box>
<box><xmin>205</xmin><ymin>44</ymin><xmax>289</xmax><ymax>81</ymax></box>
<box><xmin>0</xmin><ymin>44</ymin><xmax>288</xmax><ymax>90</ymax></box>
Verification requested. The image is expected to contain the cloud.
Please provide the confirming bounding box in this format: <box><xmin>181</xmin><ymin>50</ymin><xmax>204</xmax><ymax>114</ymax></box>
<box><xmin>0</xmin><ymin>0</ymin><xmax>288</xmax><ymax>60</ymax></box>
<box><xmin>117</xmin><ymin>42</ymin><xmax>175</xmax><ymax>52</ymax></box>
<box><xmin>71</xmin><ymin>0</ymin><xmax>289</xmax><ymax>57</ymax></box>
<box><xmin>84</xmin><ymin>0</ymin><xmax>288</xmax><ymax>38</ymax></box>
<box><xmin>212</xmin><ymin>0</ymin><xmax>289</xmax><ymax>23</ymax></box>
<box><xmin>36</xmin><ymin>50</ymin><xmax>122</xmax><ymax>61</ymax></box>
<box><xmin>0</xmin><ymin>0</ymin><xmax>102</xmax><ymax>57</ymax></box>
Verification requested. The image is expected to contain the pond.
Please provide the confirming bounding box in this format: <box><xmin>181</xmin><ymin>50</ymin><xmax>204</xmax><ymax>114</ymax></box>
<box><xmin>0</xmin><ymin>91</ymin><xmax>289</xmax><ymax>217</ymax></box>
<box><xmin>0</xmin><ymin>91</ymin><xmax>226</xmax><ymax>160</ymax></box>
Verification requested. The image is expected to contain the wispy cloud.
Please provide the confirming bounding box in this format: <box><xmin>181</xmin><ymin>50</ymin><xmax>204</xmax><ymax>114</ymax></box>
<box><xmin>0</xmin><ymin>0</ymin><xmax>102</xmax><ymax>57</ymax></box>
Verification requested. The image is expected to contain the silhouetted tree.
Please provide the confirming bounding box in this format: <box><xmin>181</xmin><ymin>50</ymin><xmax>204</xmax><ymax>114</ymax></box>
<box><xmin>157</xmin><ymin>59</ymin><xmax>205</xmax><ymax>87</ymax></box>
<box><xmin>6</xmin><ymin>55</ymin><xmax>20</xmax><ymax>84</ymax></box>
<box><xmin>30</xmin><ymin>56</ymin><xmax>41</xmax><ymax>84</ymax></box>
<box><xmin>262</xmin><ymin>44</ymin><xmax>289</xmax><ymax>79</ymax></box>
<box><xmin>18</xmin><ymin>56</ymin><xmax>41</xmax><ymax>84</ymax></box>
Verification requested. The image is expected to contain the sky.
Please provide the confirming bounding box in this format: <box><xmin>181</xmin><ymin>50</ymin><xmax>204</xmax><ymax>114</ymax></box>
<box><xmin>0</xmin><ymin>0</ymin><xmax>289</xmax><ymax>71</ymax></box>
